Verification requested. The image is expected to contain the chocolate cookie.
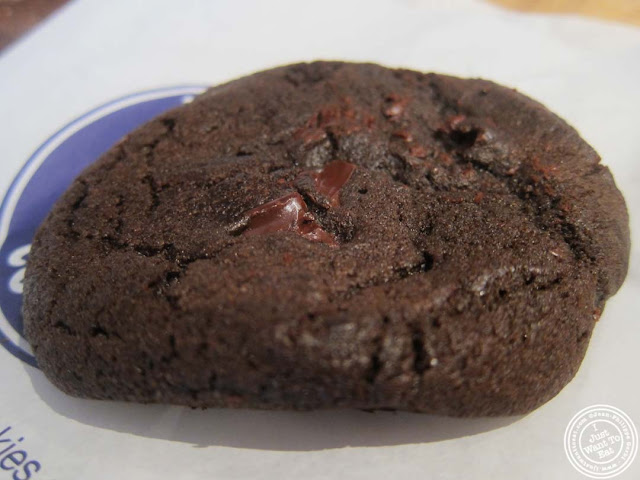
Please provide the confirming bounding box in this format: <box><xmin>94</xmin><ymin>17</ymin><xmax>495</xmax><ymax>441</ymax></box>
<box><xmin>23</xmin><ymin>62</ymin><xmax>629</xmax><ymax>416</ymax></box>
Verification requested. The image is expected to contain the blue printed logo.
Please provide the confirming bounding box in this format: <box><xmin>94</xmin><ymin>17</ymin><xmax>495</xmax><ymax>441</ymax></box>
<box><xmin>0</xmin><ymin>86</ymin><xmax>206</xmax><ymax>367</ymax></box>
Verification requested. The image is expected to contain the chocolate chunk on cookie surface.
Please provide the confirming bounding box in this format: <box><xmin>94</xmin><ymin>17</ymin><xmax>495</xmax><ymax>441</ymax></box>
<box><xmin>23</xmin><ymin>62</ymin><xmax>629</xmax><ymax>415</ymax></box>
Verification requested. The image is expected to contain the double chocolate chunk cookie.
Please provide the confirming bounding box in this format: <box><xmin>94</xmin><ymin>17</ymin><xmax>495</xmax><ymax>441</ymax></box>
<box><xmin>23</xmin><ymin>62</ymin><xmax>629</xmax><ymax>415</ymax></box>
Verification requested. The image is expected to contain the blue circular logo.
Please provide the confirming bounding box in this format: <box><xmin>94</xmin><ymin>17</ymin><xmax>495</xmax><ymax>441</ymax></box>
<box><xmin>0</xmin><ymin>86</ymin><xmax>206</xmax><ymax>367</ymax></box>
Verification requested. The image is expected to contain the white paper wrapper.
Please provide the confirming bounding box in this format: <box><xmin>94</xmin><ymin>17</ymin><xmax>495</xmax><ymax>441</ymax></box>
<box><xmin>0</xmin><ymin>1</ymin><xmax>639</xmax><ymax>478</ymax></box>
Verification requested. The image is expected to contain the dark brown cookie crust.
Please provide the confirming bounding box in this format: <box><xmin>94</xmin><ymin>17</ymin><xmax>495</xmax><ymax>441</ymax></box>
<box><xmin>23</xmin><ymin>62</ymin><xmax>629</xmax><ymax>416</ymax></box>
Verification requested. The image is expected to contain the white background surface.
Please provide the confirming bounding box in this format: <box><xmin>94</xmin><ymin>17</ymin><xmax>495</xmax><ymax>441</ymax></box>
<box><xmin>0</xmin><ymin>0</ymin><xmax>639</xmax><ymax>478</ymax></box>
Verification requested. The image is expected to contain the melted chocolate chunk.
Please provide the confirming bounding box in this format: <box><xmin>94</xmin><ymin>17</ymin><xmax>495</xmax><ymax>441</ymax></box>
<box><xmin>242</xmin><ymin>192</ymin><xmax>337</xmax><ymax>246</ymax></box>
<box><xmin>312</xmin><ymin>160</ymin><xmax>356</xmax><ymax>207</ymax></box>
